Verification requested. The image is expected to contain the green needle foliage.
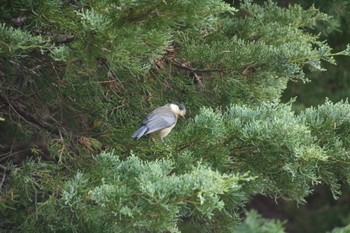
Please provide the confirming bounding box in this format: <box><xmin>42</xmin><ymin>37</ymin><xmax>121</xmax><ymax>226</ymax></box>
<box><xmin>1</xmin><ymin>0</ymin><xmax>350</xmax><ymax>232</ymax></box>
<box><xmin>21</xmin><ymin>153</ymin><xmax>253</xmax><ymax>233</ymax></box>
<box><xmin>233</xmin><ymin>210</ymin><xmax>286</xmax><ymax>233</ymax></box>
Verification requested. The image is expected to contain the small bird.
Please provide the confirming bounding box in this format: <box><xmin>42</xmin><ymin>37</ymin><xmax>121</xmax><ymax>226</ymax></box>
<box><xmin>132</xmin><ymin>103</ymin><xmax>186</xmax><ymax>141</ymax></box>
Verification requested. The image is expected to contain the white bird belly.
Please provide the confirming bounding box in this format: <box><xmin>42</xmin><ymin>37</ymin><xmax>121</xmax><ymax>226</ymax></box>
<box><xmin>151</xmin><ymin>124</ymin><xmax>176</xmax><ymax>139</ymax></box>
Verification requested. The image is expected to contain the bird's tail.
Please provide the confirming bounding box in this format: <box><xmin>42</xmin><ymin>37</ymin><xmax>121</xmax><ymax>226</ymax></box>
<box><xmin>132</xmin><ymin>126</ymin><xmax>148</xmax><ymax>140</ymax></box>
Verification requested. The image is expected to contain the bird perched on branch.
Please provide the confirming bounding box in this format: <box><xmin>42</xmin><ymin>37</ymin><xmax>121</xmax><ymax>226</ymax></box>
<box><xmin>132</xmin><ymin>103</ymin><xmax>186</xmax><ymax>141</ymax></box>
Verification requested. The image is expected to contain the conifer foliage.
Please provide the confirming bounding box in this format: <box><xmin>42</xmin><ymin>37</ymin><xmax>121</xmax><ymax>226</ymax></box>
<box><xmin>1</xmin><ymin>0</ymin><xmax>350</xmax><ymax>232</ymax></box>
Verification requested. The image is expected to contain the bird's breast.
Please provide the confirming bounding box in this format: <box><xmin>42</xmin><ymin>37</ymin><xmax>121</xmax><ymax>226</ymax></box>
<box><xmin>151</xmin><ymin>124</ymin><xmax>176</xmax><ymax>139</ymax></box>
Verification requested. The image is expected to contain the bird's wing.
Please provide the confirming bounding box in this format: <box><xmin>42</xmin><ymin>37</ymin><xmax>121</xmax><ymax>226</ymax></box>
<box><xmin>142</xmin><ymin>113</ymin><xmax>176</xmax><ymax>134</ymax></box>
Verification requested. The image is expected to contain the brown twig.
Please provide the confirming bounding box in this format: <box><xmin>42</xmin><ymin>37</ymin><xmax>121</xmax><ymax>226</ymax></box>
<box><xmin>0</xmin><ymin>168</ymin><xmax>7</xmax><ymax>192</ymax></box>
<box><xmin>98</xmin><ymin>58</ymin><xmax>125</xmax><ymax>92</ymax></box>
<box><xmin>166</xmin><ymin>58</ymin><xmax>229</xmax><ymax>73</ymax></box>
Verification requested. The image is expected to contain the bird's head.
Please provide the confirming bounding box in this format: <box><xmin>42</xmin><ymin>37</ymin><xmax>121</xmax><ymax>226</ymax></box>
<box><xmin>170</xmin><ymin>103</ymin><xmax>186</xmax><ymax>118</ymax></box>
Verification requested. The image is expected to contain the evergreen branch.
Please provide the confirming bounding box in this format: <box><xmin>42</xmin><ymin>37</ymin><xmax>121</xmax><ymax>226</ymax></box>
<box><xmin>166</xmin><ymin>58</ymin><xmax>230</xmax><ymax>73</ymax></box>
<box><xmin>289</xmin><ymin>47</ymin><xmax>350</xmax><ymax>63</ymax></box>
<box><xmin>289</xmin><ymin>53</ymin><xmax>338</xmax><ymax>63</ymax></box>
<box><xmin>17</xmin><ymin>45</ymin><xmax>49</xmax><ymax>50</ymax></box>
<box><xmin>98</xmin><ymin>58</ymin><xmax>125</xmax><ymax>92</ymax></box>
<box><xmin>0</xmin><ymin>168</ymin><xmax>6</xmax><ymax>191</ymax></box>
<box><xmin>126</xmin><ymin>8</ymin><xmax>156</xmax><ymax>22</ymax></box>
<box><xmin>0</xmin><ymin>164</ymin><xmax>10</xmax><ymax>172</ymax></box>
<box><xmin>0</xmin><ymin>91</ymin><xmax>66</xmax><ymax>138</ymax></box>
<box><xmin>0</xmin><ymin>40</ymin><xmax>11</xmax><ymax>52</ymax></box>
<box><xmin>173</xmin><ymin>196</ymin><xmax>199</xmax><ymax>205</ymax></box>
